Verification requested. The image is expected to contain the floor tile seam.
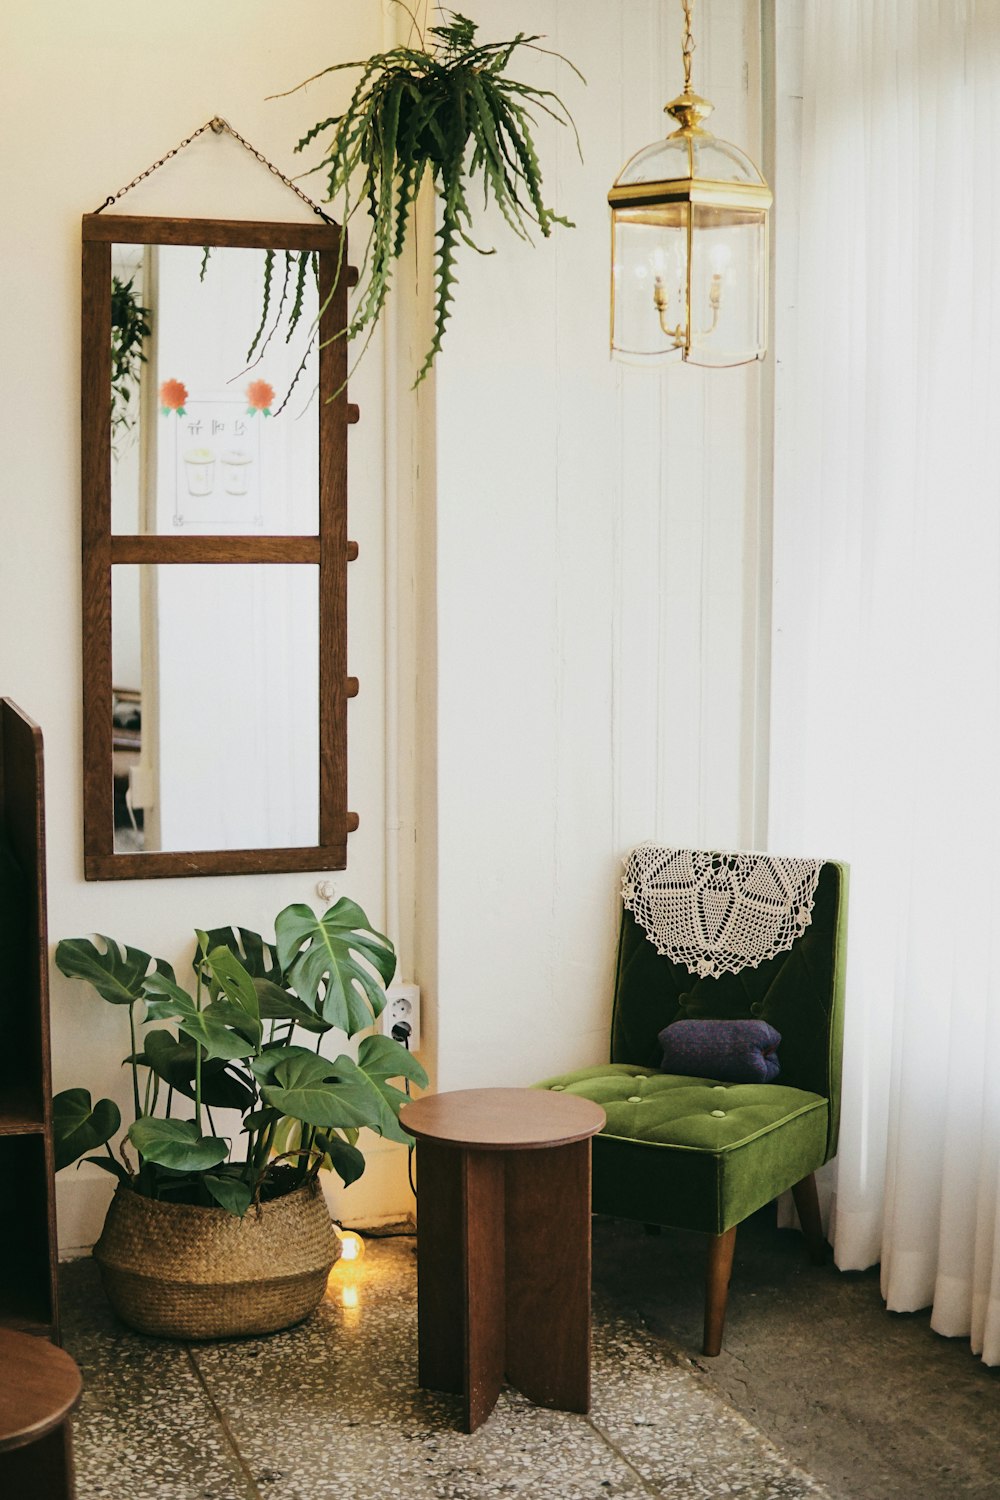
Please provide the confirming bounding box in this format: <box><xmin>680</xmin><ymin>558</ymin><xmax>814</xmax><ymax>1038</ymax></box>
<box><xmin>672</xmin><ymin>1355</ymin><xmax>833</xmax><ymax>1494</ymax></box>
<box><xmin>186</xmin><ymin>1345</ymin><xmax>265</xmax><ymax>1500</ymax></box>
<box><xmin>584</xmin><ymin>1412</ymin><xmax>672</xmax><ymax>1499</ymax></box>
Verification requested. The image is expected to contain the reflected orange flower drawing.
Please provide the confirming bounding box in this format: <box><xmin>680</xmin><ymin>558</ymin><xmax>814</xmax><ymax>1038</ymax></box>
<box><xmin>159</xmin><ymin>378</ymin><xmax>188</xmax><ymax>416</ymax></box>
<box><xmin>246</xmin><ymin>380</ymin><xmax>276</xmax><ymax>417</ymax></box>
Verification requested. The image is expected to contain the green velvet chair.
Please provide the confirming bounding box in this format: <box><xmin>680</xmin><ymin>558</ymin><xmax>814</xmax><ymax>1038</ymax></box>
<box><xmin>537</xmin><ymin>858</ymin><xmax>848</xmax><ymax>1355</ymax></box>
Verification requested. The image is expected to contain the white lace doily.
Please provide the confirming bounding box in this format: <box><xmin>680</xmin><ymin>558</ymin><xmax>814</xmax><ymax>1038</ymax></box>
<box><xmin>622</xmin><ymin>844</ymin><xmax>824</xmax><ymax>978</ymax></box>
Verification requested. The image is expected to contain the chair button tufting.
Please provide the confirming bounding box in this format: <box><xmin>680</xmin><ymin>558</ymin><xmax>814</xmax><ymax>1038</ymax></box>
<box><xmin>713</xmin><ymin>1084</ymin><xmax>727</xmax><ymax>1090</ymax></box>
<box><xmin>710</xmin><ymin>1109</ymin><xmax>726</xmax><ymax>1118</ymax></box>
<box><xmin>627</xmin><ymin>1096</ymin><xmax>642</xmax><ymax>1103</ymax></box>
<box><xmin>750</xmin><ymin>1003</ymin><xmax>764</xmax><ymax>1016</ymax></box>
<box><xmin>550</xmin><ymin>1085</ymin><xmax>565</xmax><ymax>1091</ymax></box>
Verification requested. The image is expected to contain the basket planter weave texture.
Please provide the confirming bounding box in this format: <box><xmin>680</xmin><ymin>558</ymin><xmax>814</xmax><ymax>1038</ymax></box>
<box><xmin>94</xmin><ymin>1181</ymin><xmax>341</xmax><ymax>1340</ymax></box>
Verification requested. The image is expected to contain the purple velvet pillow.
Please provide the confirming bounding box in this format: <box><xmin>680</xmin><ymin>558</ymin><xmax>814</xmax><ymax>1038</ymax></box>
<box><xmin>657</xmin><ymin>1018</ymin><xmax>782</xmax><ymax>1083</ymax></box>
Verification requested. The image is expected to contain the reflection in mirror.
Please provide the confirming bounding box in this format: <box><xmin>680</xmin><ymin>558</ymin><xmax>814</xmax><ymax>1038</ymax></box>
<box><xmin>110</xmin><ymin>244</ymin><xmax>320</xmax><ymax>536</ymax></box>
<box><xmin>110</xmin><ymin>564</ymin><xmax>319</xmax><ymax>854</ymax></box>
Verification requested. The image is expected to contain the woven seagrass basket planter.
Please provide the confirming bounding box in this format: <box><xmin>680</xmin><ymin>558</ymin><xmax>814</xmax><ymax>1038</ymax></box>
<box><xmin>94</xmin><ymin>1180</ymin><xmax>341</xmax><ymax>1340</ymax></box>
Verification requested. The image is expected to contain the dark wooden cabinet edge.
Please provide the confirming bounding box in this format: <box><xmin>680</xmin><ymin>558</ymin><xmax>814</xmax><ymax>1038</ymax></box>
<box><xmin>0</xmin><ymin>700</ymin><xmax>60</xmax><ymax>1342</ymax></box>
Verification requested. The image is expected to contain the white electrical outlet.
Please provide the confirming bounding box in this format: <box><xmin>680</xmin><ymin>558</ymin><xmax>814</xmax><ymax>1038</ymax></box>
<box><xmin>380</xmin><ymin>981</ymin><xmax>420</xmax><ymax>1052</ymax></box>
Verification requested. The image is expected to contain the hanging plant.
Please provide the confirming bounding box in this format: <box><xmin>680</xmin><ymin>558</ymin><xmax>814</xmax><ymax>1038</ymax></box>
<box><xmin>282</xmin><ymin>8</ymin><xmax>583</xmax><ymax>384</ymax></box>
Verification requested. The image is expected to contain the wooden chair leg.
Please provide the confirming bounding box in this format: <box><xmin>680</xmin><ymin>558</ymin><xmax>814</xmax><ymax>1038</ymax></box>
<box><xmin>791</xmin><ymin>1172</ymin><xmax>827</xmax><ymax>1264</ymax></box>
<box><xmin>703</xmin><ymin>1225</ymin><xmax>737</xmax><ymax>1356</ymax></box>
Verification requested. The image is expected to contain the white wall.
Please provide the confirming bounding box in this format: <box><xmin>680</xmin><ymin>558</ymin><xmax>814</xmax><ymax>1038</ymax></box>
<box><xmin>419</xmin><ymin>0</ymin><xmax>769</xmax><ymax>1092</ymax></box>
<box><xmin>0</xmin><ymin>0</ymin><xmax>400</xmax><ymax>1248</ymax></box>
<box><xmin>1</xmin><ymin>0</ymin><xmax>770</xmax><ymax>1248</ymax></box>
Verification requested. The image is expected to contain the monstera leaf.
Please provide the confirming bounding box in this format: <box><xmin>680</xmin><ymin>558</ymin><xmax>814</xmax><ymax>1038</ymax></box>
<box><xmin>53</xmin><ymin>1088</ymin><xmax>121</xmax><ymax>1170</ymax></box>
<box><xmin>202</xmin><ymin>997</ymin><xmax>263</xmax><ymax>1048</ymax></box>
<box><xmin>264</xmin><ymin>1040</ymin><xmax>424</xmax><ymax>1145</ymax></box>
<box><xmin>197</xmin><ymin>926</ymin><xmax>281</xmax><ymax>985</ymax></box>
<box><xmin>259</xmin><ymin>1050</ymin><xmax>361</xmax><ymax>1129</ymax></box>
<box><xmin>249</xmin><ymin>1044</ymin><xmax>325</xmax><ymax>1087</ymax></box>
<box><xmin>128</xmin><ymin>1117</ymin><xmax>229</xmax><ymax>1172</ymax></box>
<box><xmin>254</xmin><ymin>979</ymin><xmax>332</xmax><ymax>1034</ymax></box>
<box><xmin>141</xmin><ymin>1030</ymin><xmax>255</xmax><ymax>1111</ymax></box>
<box><xmin>357</xmin><ymin>1032</ymin><xmax>428</xmax><ymax>1111</ymax></box>
<box><xmin>275</xmin><ymin>899</ymin><xmax>395</xmax><ymax>1035</ymax></box>
<box><xmin>143</xmin><ymin>975</ymin><xmax>258</xmax><ymax>1062</ymax></box>
<box><xmin>203</xmin><ymin>1169</ymin><xmax>253</xmax><ymax>1217</ymax></box>
<box><xmin>56</xmin><ymin>936</ymin><xmax>174</xmax><ymax>1006</ymax></box>
<box><xmin>313</xmin><ymin>1130</ymin><xmax>366</xmax><ymax>1187</ymax></box>
<box><xmin>324</xmin><ymin>1037</ymin><xmax>427</xmax><ymax>1146</ymax></box>
<box><xmin>197</xmin><ymin>936</ymin><xmax>261</xmax><ymax>1033</ymax></box>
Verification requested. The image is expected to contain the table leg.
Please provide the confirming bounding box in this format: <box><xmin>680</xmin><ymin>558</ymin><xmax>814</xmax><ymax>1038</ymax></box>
<box><xmin>415</xmin><ymin>1142</ymin><xmax>506</xmax><ymax>1433</ymax></box>
<box><xmin>504</xmin><ymin>1138</ymin><xmax>592</xmax><ymax>1413</ymax></box>
<box><xmin>0</xmin><ymin>1420</ymin><xmax>75</xmax><ymax>1498</ymax></box>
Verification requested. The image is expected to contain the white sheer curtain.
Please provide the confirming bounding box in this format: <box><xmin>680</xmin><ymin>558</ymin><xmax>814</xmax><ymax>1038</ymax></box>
<box><xmin>769</xmin><ymin>0</ymin><xmax>1000</xmax><ymax>1364</ymax></box>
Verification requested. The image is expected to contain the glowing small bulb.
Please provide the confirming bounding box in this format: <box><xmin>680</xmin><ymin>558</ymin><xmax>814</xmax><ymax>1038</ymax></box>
<box><xmin>709</xmin><ymin>243</ymin><xmax>732</xmax><ymax>276</ymax></box>
<box><xmin>338</xmin><ymin>1230</ymin><xmax>366</xmax><ymax>1263</ymax></box>
<box><xmin>341</xmin><ymin>1285</ymin><xmax>360</xmax><ymax>1310</ymax></box>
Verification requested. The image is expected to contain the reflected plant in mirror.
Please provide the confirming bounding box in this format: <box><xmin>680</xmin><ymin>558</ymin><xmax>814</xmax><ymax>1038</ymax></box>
<box><xmin>110</xmin><ymin>272</ymin><xmax>151</xmax><ymax>447</ymax></box>
<box><xmin>197</xmin><ymin>246</ymin><xmax>320</xmax><ymax>415</ymax></box>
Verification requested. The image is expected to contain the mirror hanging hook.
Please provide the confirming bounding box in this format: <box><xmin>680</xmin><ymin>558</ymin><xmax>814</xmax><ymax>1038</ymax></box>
<box><xmin>92</xmin><ymin>114</ymin><xmax>332</xmax><ymax>223</ymax></box>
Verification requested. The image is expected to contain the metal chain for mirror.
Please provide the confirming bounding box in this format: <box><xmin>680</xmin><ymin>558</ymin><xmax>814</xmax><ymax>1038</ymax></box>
<box><xmin>93</xmin><ymin>116</ymin><xmax>333</xmax><ymax>223</ymax></box>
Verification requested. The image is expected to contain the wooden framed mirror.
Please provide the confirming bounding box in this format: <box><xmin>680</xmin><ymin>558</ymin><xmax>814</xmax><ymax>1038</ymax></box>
<box><xmin>81</xmin><ymin>213</ymin><xmax>357</xmax><ymax>879</ymax></box>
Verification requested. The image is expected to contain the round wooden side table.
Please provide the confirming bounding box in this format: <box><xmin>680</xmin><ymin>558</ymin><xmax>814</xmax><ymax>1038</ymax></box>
<box><xmin>0</xmin><ymin>1327</ymin><xmax>82</xmax><ymax>1499</ymax></box>
<box><xmin>400</xmin><ymin>1087</ymin><xmax>606</xmax><ymax>1433</ymax></box>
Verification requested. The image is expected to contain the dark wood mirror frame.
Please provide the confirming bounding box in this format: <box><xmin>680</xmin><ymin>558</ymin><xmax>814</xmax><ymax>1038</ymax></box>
<box><xmin>81</xmin><ymin>213</ymin><xmax>358</xmax><ymax>879</ymax></box>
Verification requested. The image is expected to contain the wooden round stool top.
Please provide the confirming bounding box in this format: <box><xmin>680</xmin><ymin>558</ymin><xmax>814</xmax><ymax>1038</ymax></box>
<box><xmin>0</xmin><ymin>1329</ymin><xmax>82</xmax><ymax>1454</ymax></box>
<box><xmin>400</xmin><ymin>1086</ymin><xmax>606</xmax><ymax>1151</ymax></box>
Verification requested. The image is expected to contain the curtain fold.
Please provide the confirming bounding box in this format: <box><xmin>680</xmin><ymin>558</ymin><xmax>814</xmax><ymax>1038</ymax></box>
<box><xmin>769</xmin><ymin>0</ymin><xmax>1000</xmax><ymax>1363</ymax></box>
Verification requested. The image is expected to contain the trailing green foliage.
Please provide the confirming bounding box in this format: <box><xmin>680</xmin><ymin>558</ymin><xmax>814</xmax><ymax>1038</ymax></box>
<box><xmin>110</xmin><ymin>275</ymin><xmax>151</xmax><ymax>439</ymax></box>
<box><xmin>287</xmin><ymin>8</ymin><xmax>582</xmax><ymax>384</ymax></box>
<box><xmin>53</xmin><ymin>898</ymin><xmax>426</xmax><ymax>1216</ymax></box>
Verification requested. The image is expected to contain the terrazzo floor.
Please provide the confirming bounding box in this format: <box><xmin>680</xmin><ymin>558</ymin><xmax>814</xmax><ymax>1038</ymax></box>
<box><xmin>61</xmin><ymin>1228</ymin><xmax>828</xmax><ymax>1500</ymax></box>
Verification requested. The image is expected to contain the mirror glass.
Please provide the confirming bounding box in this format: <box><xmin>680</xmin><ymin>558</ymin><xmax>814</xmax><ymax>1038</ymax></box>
<box><xmin>111</xmin><ymin>564</ymin><xmax>319</xmax><ymax>854</ymax></box>
<box><xmin>110</xmin><ymin>243</ymin><xmax>320</xmax><ymax>535</ymax></box>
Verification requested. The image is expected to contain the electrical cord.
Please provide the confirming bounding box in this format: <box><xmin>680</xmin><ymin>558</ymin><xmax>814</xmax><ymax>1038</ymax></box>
<box><xmin>391</xmin><ymin>1020</ymin><xmax>419</xmax><ymax>1200</ymax></box>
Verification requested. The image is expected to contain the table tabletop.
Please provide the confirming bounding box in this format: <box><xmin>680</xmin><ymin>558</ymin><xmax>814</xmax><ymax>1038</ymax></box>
<box><xmin>0</xmin><ymin>1328</ymin><xmax>82</xmax><ymax>1453</ymax></box>
<box><xmin>400</xmin><ymin>1087</ymin><xmax>606</xmax><ymax>1151</ymax></box>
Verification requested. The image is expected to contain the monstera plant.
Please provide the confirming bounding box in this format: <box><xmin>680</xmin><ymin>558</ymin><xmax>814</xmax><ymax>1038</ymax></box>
<box><xmin>284</xmin><ymin>8</ymin><xmax>582</xmax><ymax>384</ymax></box>
<box><xmin>54</xmin><ymin>899</ymin><xmax>426</xmax><ymax>1219</ymax></box>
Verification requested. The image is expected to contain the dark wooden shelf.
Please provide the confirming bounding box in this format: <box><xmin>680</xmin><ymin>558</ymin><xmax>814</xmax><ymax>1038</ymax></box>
<box><xmin>0</xmin><ymin>1091</ymin><xmax>45</xmax><ymax>1137</ymax></box>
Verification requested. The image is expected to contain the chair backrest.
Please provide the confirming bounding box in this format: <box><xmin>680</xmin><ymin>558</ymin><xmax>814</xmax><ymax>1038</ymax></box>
<box><xmin>609</xmin><ymin>859</ymin><xmax>848</xmax><ymax>1161</ymax></box>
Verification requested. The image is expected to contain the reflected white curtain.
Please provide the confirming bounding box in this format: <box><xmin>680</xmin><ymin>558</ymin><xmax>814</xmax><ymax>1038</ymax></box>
<box><xmin>769</xmin><ymin>0</ymin><xmax>1000</xmax><ymax>1364</ymax></box>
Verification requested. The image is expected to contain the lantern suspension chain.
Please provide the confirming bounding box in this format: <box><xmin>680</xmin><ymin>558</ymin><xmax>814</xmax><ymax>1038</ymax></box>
<box><xmin>681</xmin><ymin>0</ymin><xmax>696</xmax><ymax>93</ymax></box>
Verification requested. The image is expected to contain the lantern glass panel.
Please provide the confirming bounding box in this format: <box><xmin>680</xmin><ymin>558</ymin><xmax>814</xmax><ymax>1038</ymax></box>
<box><xmin>688</xmin><ymin>136</ymin><xmax>766</xmax><ymax>185</ymax></box>
<box><xmin>686</xmin><ymin>205</ymin><xmax>767</xmax><ymax>367</ymax></box>
<box><xmin>611</xmin><ymin>203</ymin><xmax>688</xmax><ymax>362</ymax></box>
<box><xmin>616</xmin><ymin>134</ymin><xmax>767</xmax><ymax>190</ymax></box>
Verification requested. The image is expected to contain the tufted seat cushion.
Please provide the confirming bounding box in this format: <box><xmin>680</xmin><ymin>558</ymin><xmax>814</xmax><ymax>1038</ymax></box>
<box><xmin>535</xmin><ymin>1063</ymin><xmax>829</xmax><ymax>1235</ymax></box>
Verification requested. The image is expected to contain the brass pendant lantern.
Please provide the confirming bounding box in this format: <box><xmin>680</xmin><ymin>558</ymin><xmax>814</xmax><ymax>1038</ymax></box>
<box><xmin>609</xmin><ymin>0</ymin><xmax>772</xmax><ymax>368</ymax></box>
